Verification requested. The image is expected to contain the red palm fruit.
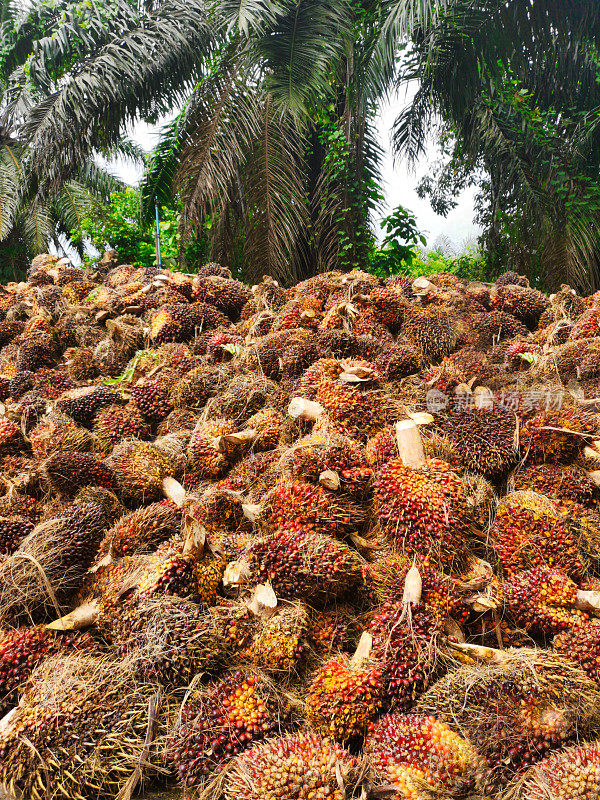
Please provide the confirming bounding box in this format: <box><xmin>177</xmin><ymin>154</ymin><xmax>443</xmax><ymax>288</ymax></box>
<box><xmin>250</xmin><ymin>603</ymin><xmax>309</xmax><ymax>675</ymax></box>
<box><xmin>108</xmin><ymin>439</ymin><xmax>176</xmax><ymax>503</ymax></box>
<box><xmin>0</xmin><ymin>494</ymin><xmax>43</xmax><ymax>523</ymax></box>
<box><xmin>97</xmin><ymin>500</ymin><xmax>181</xmax><ymax>559</ymax></box>
<box><xmin>262</xmin><ymin>480</ymin><xmax>366</xmax><ymax>539</ymax></box>
<box><xmin>416</xmin><ymin>649</ymin><xmax>600</xmax><ymax>787</ymax></box>
<box><xmin>191</xmin><ymin>276</ymin><xmax>251</xmax><ymax>319</ymax></box>
<box><xmin>245</xmin><ymin>407</ymin><xmax>283</xmax><ymax>451</ymax></box>
<box><xmin>507</xmin><ymin>743</ymin><xmax>600</xmax><ymax>800</ymax></box>
<box><xmin>366</xmin><ymin>426</ymin><xmax>397</xmax><ymax>466</ymax></box>
<box><xmin>184</xmin><ymin>419</ymin><xmax>236</xmax><ymax>487</ymax></box>
<box><xmin>30</xmin><ymin>412</ymin><xmax>94</xmax><ymax>460</ymax></box>
<box><xmin>512</xmin><ymin>463</ymin><xmax>596</xmax><ymax>505</ymax></box>
<box><xmin>223</xmin><ymin>733</ymin><xmax>359</xmax><ymax>800</ymax></box>
<box><xmin>492</xmin><ymin>492</ymin><xmax>584</xmax><ymax>579</ymax></box>
<box><xmin>368</xmin><ymin>602</ymin><xmax>440</xmax><ymax>710</ymax></box>
<box><xmin>131</xmin><ymin>378</ymin><xmax>173</xmax><ymax>422</ymax></box>
<box><xmin>374</xmin><ymin>342</ymin><xmax>421</xmax><ymax>380</ymax></box>
<box><xmin>169</xmin><ymin>364</ymin><xmax>218</xmax><ymax>409</ymax></box>
<box><xmin>0</xmin><ymin>418</ymin><xmax>22</xmax><ymax>452</ymax></box>
<box><xmin>365</xmin><ymin>713</ymin><xmax>485</xmax><ymax>800</ymax></box>
<box><xmin>490</xmin><ymin>285</ymin><xmax>550</xmax><ymax>327</ymax></box>
<box><xmin>374</xmin><ymin>458</ymin><xmax>470</xmax><ymax>567</ymax></box>
<box><xmin>305</xmin><ymin>651</ymin><xmax>384</xmax><ymax>743</ymax></box>
<box><xmin>206</xmin><ymin>331</ymin><xmax>244</xmax><ymax>362</ymax></box>
<box><xmin>568</xmin><ymin>307</ymin><xmax>600</xmax><ymax>340</ymax></box>
<box><xmin>169</xmin><ymin>671</ymin><xmax>290</xmax><ymax>789</ymax></box>
<box><xmin>0</xmin><ymin>516</ymin><xmax>34</xmax><ymax>555</ymax></box>
<box><xmin>93</xmin><ymin>403</ymin><xmax>149</xmax><ymax>452</ymax></box>
<box><xmin>307</xmin><ymin>605</ymin><xmax>360</xmax><ymax>657</ymax></box>
<box><xmin>505</xmin><ymin>567</ymin><xmax>589</xmax><ymax>635</ymax></box>
<box><xmin>369</xmin><ymin>285</ymin><xmax>407</xmax><ymax>332</ymax></box>
<box><xmin>286</xmin><ymin>428</ymin><xmax>373</xmax><ymax>498</ymax></box>
<box><xmin>31</xmin><ymin>367</ymin><xmax>74</xmax><ymax>400</ymax></box>
<box><xmin>553</xmin><ymin>623</ymin><xmax>600</xmax><ymax>685</ymax></box>
<box><xmin>519</xmin><ymin>405</ymin><xmax>596</xmax><ymax>463</ymax></box>
<box><xmin>0</xmin><ymin>625</ymin><xmax>97</xmax><ymax>712</ymax></box>
<box><xmin>247</xmin><ymin>531</ymin><xmax>369</xmax><ymax>606</ymax></box>
<box><xmin>443</xmin><ymin>406</ymin><xmax>518</xmax><ymax>477</ymax></box>
<box><xmin>402</xmin><ymin>305</ymin><xmax>457</xmax><ymax>362</ymax></box>
<box><xmin>273</xmin><ymin>296</ymin><xmax>323</xmax><ymax>331</ymax></box>
<box><xmin>43</xmin><ymin>452</ymin><xmax>115</xmax><ymax>497</ymax></box>
<box><xmin>56</xmin><ymin>385</ymin><xmax>120</xmax><ymax>427</ymax></box>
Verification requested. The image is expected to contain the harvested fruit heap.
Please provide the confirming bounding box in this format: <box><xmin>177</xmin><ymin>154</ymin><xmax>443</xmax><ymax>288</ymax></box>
<box><xmin>4</xmin><ymin>256</ymin><xmax>600</xmax><ymax>799</ymax></box>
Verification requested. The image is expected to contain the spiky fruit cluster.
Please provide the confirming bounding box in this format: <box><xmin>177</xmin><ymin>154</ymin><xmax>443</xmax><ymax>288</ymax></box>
<box><xmin>0</xmin><ymin>418</ymin><xmax>21</xmax><ymax>453</ymax></box>
<box><xmin>306</xmin><ymin>655</ymin><xmax>383</xmax><ymax>743</ymax></box>
<box><xmin>30</xmin><ymin>412</ymin><xmax>94</xmax><ymax>459</ymax></box>
<box><xmin>568</xmin><ymin>307</ymin><xmax>600</xmax><ymax>340</ymax></box>
<box><xmin>31</xmin><ymin>367</ymin><xmax>74</xmax><ymax>399</ymax></box>
<box><xmin>504</xmin><ymin>567</ymin><xmax>588</xmax><ymax>635</ymax></box>
<box><xmin>465</xmin><ymin>311</ymin><xmax>528</xmax><ymax>348</ymax></box>
<box><xmin>131</xmin><ymin>378</ymin><xmax>173</xmax><ymax>422</ymax></box>
<box><xmin>246</xmin><ymin>407</ymin><xmax>283</xmax><ymax>451</ymax></box>
<box><xmin>0</xmin><ymin>625</ymin><xmax>96</xmax><ymax>711</ymax></box>
<box><xmin>0</xmin><ymin>656</ymin><xmax>159</xmax><ymax>800</ymax></box>
<box><xmin>149</xmin><ymin>302</ymin><xmax>196</xmax><ymax>343</ymax></box>
<box><xmin>296</xmin><ymin>357</ymin><xmax>387</xmax><ymax>439</ymax></box>
<box><xmin>248</xmin><ymin>531</ymin><xmax>368</xmax><ymax>605</ymax></box>
<box><xmin>308</xmin><ymin>605</ymin><xmax>360</xmax><ymax>657</ymax></box>
<box><xmin>171</xmin><ymin>676</ymin><xmax>289</xmax><ymax>790</ymax></box>
<box><xmin>416</xmin><ymin>650</ymin><xmax>600</xmax><ymax>786</ymax></box>
<box><xmin>520</xmin><ymin>405</ymin><xmax>596</xmax><ymax>463</ymax></box>
<box><xmin>44</xmin><ymin>451</ymin><xmax>115</xmax><ymax>496</ymax></box>
<box><xmin>0</xmin><ymin>494</ymin><xmax>42</xmax><ymax>523</ymax></box>
<box><xmin>223</xmin><ymin>732</ymin><xmax>359</xmax><ymax>800</ymax></box>
<box><xmin>369</xmin><ymin>602</ymin><xmax>440</xmax><ymax>710</ymax></box>
<box><xmin>444</xmin><ymin>406</ymin><xmax>518</xmax><ymax>477</ymax></box>
<box><xmin>492</xmin><ymin>492</ymin><xmax>584</xmax><ymax>579</ymax></box>
<box><xmin>273</xmin><ymin>296</ymin><xmax>323</xmax><ymax>331</ymax></box>
<box><xmin>553</xmin><ymin>624</ymin><xmax>600</xmax><ymax>685</ymax></box>
<box><xmin>402</xmin><ymin>305</ymin><xmax>456</xmax><ymax>362</ymax></box>
<box><xmin>56</xmin><ymin>385</ymin><xmax>120</xmax><ymax>427</ymax></box>
<box><xmin>366</xmin><ymin>427</ymin><xmax>397</xmax><ymax>466</ymax></box>
<box><xmin>170</xmin><ymin>364</ymin><xmax>217</xmax><ymax>409</ymax></box>
<box><xmin>7</xmin><ymin>370</ymin><xmax>33</xmax><ymax>399</ymax></box>
<box><xmin>184</xmin><ymin>418</ymin><xmax>236</xmax><ymax>487</ymax></box>
<box><xmin>263</xmin><ymin>480</ymin><xmax>364</xmax><ymax>538</ymax></box>
<box><xmin>369</xmin><ymin>286</ymin><xmax>407</xmax><ymax>332</ymax></box>
<box><xmin>109</xmin><ymin>439</ymin><xmax>175</xmax><ymax>503</ymax></box>
<box><xmin>375</xmin><ymin>342</ymin><xmax>421</xmax><ymax>380</ymax></box>
<box><xmin>0</xmin><ymin>516</ymin><xmax>34</xmax><ymax>555</ymax></box>
<box><xmin>497</xmin><ymin>270</ymin><xmax>529</xmax><ymax>288</ymax></box>
<box><xmin>250</xmin><ymin>604</ymin><xmax>309</xmax><ymax>675</ymax></box>
<box><xmin>374</xmin><ymin>458</ymin><xmax>470</xmax><ymax>567</ymax></box>
<box><xmin>98</xmin><ymin>500</ymin><xmax>180</xmax><ymax>558</ymax></box>
<box><xmin>73</xmin><ymin>485</ymin><xmax>123</xmax><ymax>523</ymax></box>
<box><xmin>490</xmin><ymin>285</ymin><xmax>549</xmax><ymax>327</ymax></box>
<box><xmin>192</xmin><ymin>276</ymin><xmax>251</xmax><ymax>319</ymax></box>
<box><xmin>508</xmin><ymin>743</ymin><xmax>600</xmax><ymax>800</ymax></box>
<box><xmin>365</xmin><ymin>713</ymin><xmax>484</xmax><ymax>800</ymax></box>
<box><xmin>512</xmin><ymin>463</ymin><xmax>596</xmax><ymax>505</ymax></box>
<box><xmin>207</xmin><ymin>331</ymin><xmax>244</xmax><ymax>362</ymax></box>
<box><xmin>52</xmin><ymin>501</ymin><xmax>108</xmax><ymax>574</ymax></box>
<box><xmin>93</xmin><ymin>403</ymin><xmax>148</xmax><ymax>452</ymax></box>
<box><xmin>287</xmin><ymin>430</ymin><xmax>373</xmax><ymax>498</ymax></box>
<box><xmin>372</xmin><ymin>553</ymin><xmax>469</xmax><ymax>625</ymax></box>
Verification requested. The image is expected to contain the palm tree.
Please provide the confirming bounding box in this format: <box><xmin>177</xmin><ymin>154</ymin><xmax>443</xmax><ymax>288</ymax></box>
<box><xmin>17</xmin><ymin>0</ymin><xmax>600</xmax><ymax>288</ymax></box>
<box><xmin>0</xmin><ymin>0</ymin><xmax>144</xmax><ymax>279</ymax></box>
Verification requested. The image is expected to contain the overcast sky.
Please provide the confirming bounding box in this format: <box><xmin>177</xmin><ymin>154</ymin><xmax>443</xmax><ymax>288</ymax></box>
<box><xmin>118</xmin><ymin>97</ymin><xmax>480</xmax><ymax>252</ymax></box>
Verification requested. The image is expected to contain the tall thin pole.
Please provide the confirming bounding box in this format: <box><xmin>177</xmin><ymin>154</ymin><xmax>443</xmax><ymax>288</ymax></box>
<box><xmin>154</xmin><ymin>197</ymin><xmax>162</xmax><ymax>268</ymax></box>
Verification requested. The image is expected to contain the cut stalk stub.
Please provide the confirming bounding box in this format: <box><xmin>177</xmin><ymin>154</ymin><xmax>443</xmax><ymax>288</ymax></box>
<box><xmin>288</xmin><ymin>397</ymin><xmax>324</xmax><ymax>421</ymax></box>
<box><xmin>46</xmin><ymin>601</ymin><xmax>99</xmax><ymax>631</ymax></box>
<box><xmin>395</xmin><ymin>420</ymin><xmax>426</xmax><ymax>469</ymax></box>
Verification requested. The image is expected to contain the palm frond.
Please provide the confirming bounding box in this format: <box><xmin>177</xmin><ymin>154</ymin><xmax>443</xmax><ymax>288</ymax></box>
<box><xmin>141</xmin><ymin>113</ymin><xmax>184</xmax><ymax>222</ymax></box>
<box><xmin>17</xmin><ymin>195</ymin><xmax>52</xmax><ymax>253</ymax></box>
<box><xmin>23</xmin><ymin>0</ymin><xmax>216</xmax><ymax>190</ymax></box>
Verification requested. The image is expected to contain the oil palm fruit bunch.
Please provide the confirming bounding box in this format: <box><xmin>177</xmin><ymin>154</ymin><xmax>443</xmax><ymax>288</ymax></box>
<box><xmin>107</xmin><ymin>439</ymin><xmax>177</xmax><ymax>503</ymax></box>
<box><xmin>222</xmin><ymin>732</ymin><xmax>361</xmax><ymax>800</ymax></box>
<box><xmin>0</xmin><ymin>515</ymin><xmax>34</xmax><ymax>555</ymax></box>
<box><xmin>504</xmin><ymin>567</ymin><xmax>591</xmax><ymax>635</ymax></box>
<box><xmin>442</xmin><ymin>405</ymin><xmax>518</xmax><ymax>477</ymax></box>
<box><xmin>260</xmin><ymin>479</ymin><xmax>366</xmax><ymax>539</ymax></box>
<box><xmin>503</xmin><ymin>742</ymin><xmax>600</xmax><ymax>800</ymax></box>
<box><xmin>0</xmin><ymin>624</ymin><xmax>97</xmax><ymax>712</ymax></box>
<box><xmin>168</xmin><ymin>670</ymin><xmax>290</xmax><ymax>790</ymax></box>
<box><xmin>96</xmin><ymin>499</ymin><xmax>181</xmax><ymax>559</ymax></box>
<box><xmin>305</xmin><ymin>634</ymin><xmax>383</xmax><ymax>743</ymax></box>
<box><xmin>492</xmin><ymin>492</ymin><xmax>585</xmax><ymax>579</ymax></box>
<box><xmin>402</xmin><ymin>304</ymin><xmax>457</xmax><ymax>361</ymax></box>
<box><xmin>374</xmin><ymin>457</ymin><xmax>471</xmax><ymax>568</ymax></box>
<box><xmin>169</xmin><ymin>362</ymin><xmax>220</xmax><ymax>409</ymax></box>
<box><xmin>192</xmin><ymin>275</ymin><xmax>251</xmax><ymax>319</ymax></box>
<box><xmin>511</xmin><ymin>462</ymin><xmax>596</xmax><ymax>505</ymax></box>
<box><xmin>239</xmin><ymin>530</ymin><xmax>369</xmax><ymax>606</ymax></box>
<box><xmin>0</xmin><ymin>493</ymin><xmax>43</xmax><ymax>523</ymax></box>
<box><xmin>0</xmin><ymin>501</ymin><xmax>107</xmax><ymax>624</ymax></box>
<box><xmin>249</xmin><ymin>601</ymin><xmax>309</xmax><ymax>676</ymax></box>
<box><xmin>0</xmin><ymin>655</ymin><xmax>161</xmax><ymax>800</ymax></box>
<box><xmin>519</xmin><ymin>404</ymin><xmax>596</xmax><ymax>463</ymax></box>
<box><xmin>489</xmin><ymin>285</ymin><xmax>550</xmax><ymax>328</ymax></box>
<box><xmin>416</xmin><ymin>648</ymin><xmax>600</xmax><ymax>787</ymax></box>
<box><xmin>43</xmin><ymin>451</ymin><xmax>116</xmax><ymax>496</ymax></box>
<box><xmin>56</xmin><ymin>384</ymin><xmax>120</xmax><ymax>427</ymax></box>
<box><xmin>131</xmin><ymin>375</ymin><xmax>174</xmax><ymax>422</ymax></box>
<box><xmin>184</xmin><ymin>418</ymin><xmax>237</xmax><ymax>487</ymax></box>
<box><xmin>368</xmin><ymin>601</ymin><xmax>441</xmax><ymax>711</ymax></box>
<box><xmin>365</xmin><ymin>713</ymin><xmax>486</xmax><ymax>800</ymax></box>
<box><xmin>93</xmin><ymin>402</ymin><xmax>149</xmax><ymax>452</ymax></box>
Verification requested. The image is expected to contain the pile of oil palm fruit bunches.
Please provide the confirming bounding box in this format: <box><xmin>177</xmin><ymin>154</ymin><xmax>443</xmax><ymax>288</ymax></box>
<box><xmin>3</xmin><ymin>253</ymin><xmax>600</xmax><ymax>800</ymax></box>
